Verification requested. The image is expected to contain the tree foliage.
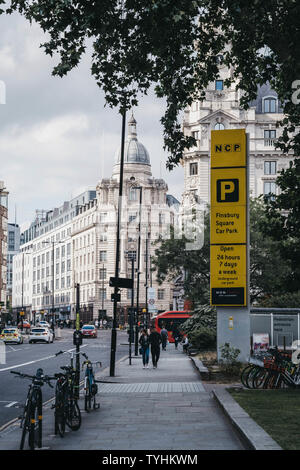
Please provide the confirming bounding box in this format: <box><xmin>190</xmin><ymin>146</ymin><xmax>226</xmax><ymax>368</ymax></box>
<box><xmin>181</xmin><ymin>304</ymin><xmax>217</xmax><ymax>350</ymax></box>
<box><xmin>3</xmin><ymin>1</ymin><xmax>300</xmax><ymax>169</ymax></box>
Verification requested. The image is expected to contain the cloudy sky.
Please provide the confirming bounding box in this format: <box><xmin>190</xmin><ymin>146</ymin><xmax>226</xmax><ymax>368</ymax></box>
<box><xmin>0</xmin><ymin>11</ymin><xmax>184</xmax><ymax>231</ymax></box>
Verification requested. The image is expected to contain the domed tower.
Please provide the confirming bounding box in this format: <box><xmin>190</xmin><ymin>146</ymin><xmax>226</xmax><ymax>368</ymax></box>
<box><xmin>112</xmin><ymin>113</ymin><xmax>152</xmax><ymax>180</ymax></box>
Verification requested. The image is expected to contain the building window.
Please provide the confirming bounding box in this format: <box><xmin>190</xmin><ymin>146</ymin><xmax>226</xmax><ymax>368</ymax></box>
<box><xmin>264</xmin><ymin>161</ymin><xmax>277</xmax><ymax>175</ymax></box>
<box><xmin>264</xmin><ymin>129</ymin><xmax>276</xmax><ymax>146</ymax></box>
<box><xmin>215</xmin><ymin>80</ymin><xmax>223</xmax><ymax>91</ymax></box>
<box><xmin>129</xmin><ymin>213</ymin><xmax>137</xmax><ymax>223</ymax></box>
<box><xmin>99</xmin><ymin>268</ymin><xmax>106</xmax><ymax>280</ymax></box>
<box><xmin>158</xmin><ymin>289</ymin><xmax>165</xmax><ymax>300</ymax></box>
<box><xmin>100</xmin><ymin>250</ymin><xmax>107</xmax><ymax>262</ymax></box>
<box><xmin>189</xmin><ymin>162</ymin><xmax>198</xmax><ymax>176</ymax></box>
<box><xmin>99</xmin><ymin>288</ymin><xmax>106</xmax><ymax>300</ymax></box>
<box><xmin>264</xmin><ymin>181</ymin><xmax>277</xmax><ymax>201</ymax></box>
<box><xmin>99</xmin><ymin>212</ymin><xmax>107</xmax><ymax>223</ymax></box>
<box><xmin>191</xmin><ymin>130</ymin><xmax>199</xmax><ymax>140</ymax></box>
<box><xmin>214</xmin><ymin>123</ymin><xmax>225</xmax><ymax>130</ymax></box>
<box><xmin>99</xmin><ymin>233</ymin><xmax>107</xmax><ymax>242</ymax></box>
<box><xmin>263</xmin><ymin>97</ymin><xmax>277</xmax><ymax>113</ymax></box>
<box><xmin>127</xmin><ymin>250</ymin><xmax>136</xmax><ymax>261</ymax></box>
<box><xmin>129</xmin><ymin>187</ymin><xmax>137</xmax><ymax>201</ymax></box>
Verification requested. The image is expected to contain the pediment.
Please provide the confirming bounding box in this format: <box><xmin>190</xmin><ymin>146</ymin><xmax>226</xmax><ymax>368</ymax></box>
<box><xmin>198</xmin><ymin>109</ymin><xmax>240</xmax><ymax>125</ymax></box>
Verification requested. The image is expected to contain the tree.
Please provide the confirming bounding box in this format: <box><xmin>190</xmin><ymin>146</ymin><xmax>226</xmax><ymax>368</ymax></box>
<box><xmin>3</xmin><ymin>1</ymin><xmax>300</xmax><ymax>169</ymax></box>
<box><xmin>261</xmin><ymin>162</ymin><xmax>300</xmax><ymax>292</ymax></box>
<box><xmin>152</xmin><ymin>213</ymin><xmax>210</xmax><ymax>305</ymax></box>
<box><xmin>249</xmin><ymin>198</ymin><xmax>292</xmax><ymax>304</ymax></box>
<box><xmin>151</xmin><ymin>198</ymin><xmax>292</xmax><ymax>306</ymax></box>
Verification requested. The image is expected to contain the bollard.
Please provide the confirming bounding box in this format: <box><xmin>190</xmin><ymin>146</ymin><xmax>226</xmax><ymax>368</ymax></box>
<box><xmin>0</xmin><ymin>339</ymin><xmax>6</xmax><ymax>365</ymax></box>
<box><xmin>56</xmin><ymin>327</ymin><xmax>62</xmax><ymax>339</ymax></box>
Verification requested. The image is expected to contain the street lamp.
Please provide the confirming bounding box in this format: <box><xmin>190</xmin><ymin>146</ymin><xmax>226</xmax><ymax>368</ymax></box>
<box><xmin>109</xmin><ymin>109</ymin><xmax>127</xmax><ymax>377</ymax></box>
<box><xmin>125</xmin><ymin>250</ymin><xmax>135</xmax><ymax>365</ymax></box>
<box><xmin>129</xmin><ymin>176</ymin><xmax>142</xmax><ymax>355</ymax></box>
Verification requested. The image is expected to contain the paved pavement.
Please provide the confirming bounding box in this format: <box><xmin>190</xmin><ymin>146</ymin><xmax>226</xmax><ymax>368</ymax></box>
<box><xmin>0</xmin><ymin>342</ymin><xmax>282</xmax><ymax>451</ymax></box>
<box><xmin>0</xmin><ymin>343</ymin><xmax>248</xmax><ymax>451</ymax></box>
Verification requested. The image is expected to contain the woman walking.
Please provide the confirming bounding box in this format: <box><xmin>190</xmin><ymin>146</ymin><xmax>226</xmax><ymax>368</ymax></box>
<box><xmin>139</xmin><ymin>329</ymin><xmax>150</xmax><ymax>369</ymax></box>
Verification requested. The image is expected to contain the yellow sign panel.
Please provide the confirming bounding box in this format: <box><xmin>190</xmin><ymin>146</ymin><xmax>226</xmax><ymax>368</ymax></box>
<box><xmin>211</xmin><ymin>206</ymin><xmax>246</xmax><ymax>245</ymax></box>
<box><xmin>211</xmin><ymin>167</ymin><xmax>246</xmax><ymax>207</ymax></box>
<box><xmin>210</xmin><ymin>128</ymin><xmax>248</xmax><ymax>307</ymax></box>
<box><xmin>211</xmin><ymin>129</ymin><xmax>247</xmax><ymax>168</ymax></box>
<box><xmin>210</xmin><ymin>244</ymin><xmax>247</xmax><ymax>306</ymax></box>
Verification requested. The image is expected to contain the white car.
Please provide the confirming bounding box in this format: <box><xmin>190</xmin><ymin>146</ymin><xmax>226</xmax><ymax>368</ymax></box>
<box><xmin>38</xmin><ymin>321</ymin><xmax>51</xmax><ymax>328</ymax></box>
<box><xmin>29</xmin><ymin>327</ymin><xmax>54</xmax><ymax>344</ymax></box>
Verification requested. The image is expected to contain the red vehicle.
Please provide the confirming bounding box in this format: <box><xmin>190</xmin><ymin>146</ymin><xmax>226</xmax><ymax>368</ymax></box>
<box><xmin>153</xmin><ymin>310</ymin><xmax>191</xmax><ymax>343</ymax></box>
<box><xmin>81</xmin><ymin>324</ymin><xmax>98</xmax><ymax>338</ymax></box>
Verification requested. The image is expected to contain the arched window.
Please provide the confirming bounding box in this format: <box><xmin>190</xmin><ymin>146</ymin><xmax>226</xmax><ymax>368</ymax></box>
<box><xmin>263</xmin><ymin>97</ymin><xmax>277</xmax><ymax>113</ymax></box>
<box><xmin>214</xmin><ymin>123</ymin><xmax>225</xmax><ymax>130</ymax></box>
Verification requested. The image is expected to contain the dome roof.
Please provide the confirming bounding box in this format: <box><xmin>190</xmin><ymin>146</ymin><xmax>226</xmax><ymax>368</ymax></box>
<box><xmin>114</xmin><ymin>114</ymin><xmax>150</xmax><ymax>166</ymax></box>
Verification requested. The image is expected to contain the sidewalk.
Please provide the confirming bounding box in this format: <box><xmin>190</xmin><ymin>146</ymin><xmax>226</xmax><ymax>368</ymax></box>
<box><xmin>0</xmin><ymin>345</ymin><xmax>247</xmax><ymax>450</ymax></box>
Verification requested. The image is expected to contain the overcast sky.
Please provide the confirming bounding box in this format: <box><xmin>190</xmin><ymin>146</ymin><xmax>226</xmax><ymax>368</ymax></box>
<box><xmin>0</xmin><ymin>11</ymin><xmax>184</xmax><ymax>231</ymax></box>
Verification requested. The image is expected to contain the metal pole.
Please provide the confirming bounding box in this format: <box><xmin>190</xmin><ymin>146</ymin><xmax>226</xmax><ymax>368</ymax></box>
<box><xmin>21</xmin><ymin>252</ymin><xmax>24</xmax><ymax>331</ymax></box>
<box><xmin>110</xmin><ymin>109</ymin><xmax>126</xmax><ymax>377</ymax></box>
<box><xmin>129</xmin><ymin>256</ymin><xmax>134</xmax><ymax>365</ymax></box>
<box><xmin>75</xmin><ymin>283</ymin><xmax>80</xmax><ymax>399</ymax></box>
<box><xmin>135</xmin><ymin>187</ymin><xmax>142</xmax><ymax>355</ymax></box>
<box><xmin>52</xmin><ymin>241</ymin><xmax>55</xmax><ymax>325</ymax></box>
<box><xmin>145</xmin><ymin>232</ymin><xmax>149</xmax><ymax>330</ymax></box>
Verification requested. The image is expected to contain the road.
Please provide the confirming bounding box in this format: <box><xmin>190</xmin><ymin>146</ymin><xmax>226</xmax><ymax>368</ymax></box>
<box><xmin>0</xmin><ymin>328</ymin><xmax>129</xmax><ymax>427</ymax></box>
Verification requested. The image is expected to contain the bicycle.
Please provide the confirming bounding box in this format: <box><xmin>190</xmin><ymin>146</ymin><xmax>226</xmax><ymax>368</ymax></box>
<box><xmin>81</xmin><ymin>352</ymin><xmax>102</xmax><ymax>412</ymax></box>
<box><xmin>11</xmin><ymin>368</ymin><xmax>55</xmax><ymax>450</ymax></box>
<box><xmin>53</xmin><ymin>350</ymin><xmax>83</xmax><ymax>436</ymax></box>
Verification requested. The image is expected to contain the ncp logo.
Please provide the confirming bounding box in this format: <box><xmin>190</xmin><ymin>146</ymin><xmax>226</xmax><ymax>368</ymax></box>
<box><xmin>215</xmin><ymin>143</ymin><xmax>241</xmax><ymax>153</ymax></box>
<box><xmin>217</xmin><ymin>179</ymin><xmax>239</xmax><ymax>202</ymax></box>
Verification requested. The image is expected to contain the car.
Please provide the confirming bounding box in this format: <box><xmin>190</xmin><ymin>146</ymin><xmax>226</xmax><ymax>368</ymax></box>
<box><xmin>0</xmin><ymin>328</ymin><xmax>23</xmax><ymax>344</ymax></box>
<box><xmin>17</xmin><ymin>320</ymin><xmax>31</xmax><ymax>329</ymax></box>
<box><xmin>29</xmin><ymin>327</ymin><xmax>54</xmax><ymax>344</ymax></box>
<box><xmin>81</xmin><ymin>325</ymin><xmax>97</xmax><ymax>338</ymax></box>
<box><xmin>37</xmin><ymin>320</ymin><xmax>51</xmax><ymax>328</ymax></box>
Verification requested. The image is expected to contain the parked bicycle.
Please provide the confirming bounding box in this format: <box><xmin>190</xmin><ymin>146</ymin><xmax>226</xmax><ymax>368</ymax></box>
<box><xmin>52</xmin><ymin>350</ymin><xmax>83</xmax><ymax>437</ymax></box>
<box><xmin>11</xmin><ymin>368</ymin><xmax>55</xmax><ymax>450</ymax></box>
<box><xmin>81</xmin><ymin>352</ymin><xmax>102</xmax><ymax>412</ymax></box>
<box><xmin>241</xmin><ymin>347</ymin><xmax>300</xmax><ymax>389</ymax></box>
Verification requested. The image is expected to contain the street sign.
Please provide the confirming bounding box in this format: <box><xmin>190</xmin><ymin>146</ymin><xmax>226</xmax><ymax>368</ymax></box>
<box><xmin>109</xmin><ymin>277</ymin><xmax>133</xmax><ymax>289</ymax></box>
<box><xmin>147</xmin><ymin>287</ymin><xmax>157</xmax><ymax>313</ymax></box>
<box><xmin>210</xmin><ymin>129</ymin><xmax>248</xmax><ymax>307</ymax></box>
<box><xmin>111</xmin><ymin>293</ymin><xmax>121</xmax><ymax>302</ymax></box>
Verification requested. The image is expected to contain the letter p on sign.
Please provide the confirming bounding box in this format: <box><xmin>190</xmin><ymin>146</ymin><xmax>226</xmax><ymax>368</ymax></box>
<box><xmin>217</xmin><ymin>179</ymin><xmax>239</xmax><ymax>203</ymax></box>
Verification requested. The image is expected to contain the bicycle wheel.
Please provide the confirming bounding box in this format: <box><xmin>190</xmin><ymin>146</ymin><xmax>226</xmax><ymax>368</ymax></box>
<box><xmin>240</xmin><ymin>365</ymin><xmax>254</xmax><ymax>388</ymax></box>
<box><xmin>20</xmin><ymin>400</ymin><xmax>31</xmax><ymax>450</ymax></box>
<box><xmin>84</xmin><ymin>376</ymin><xmax>91</xmax><ymax>412</ymax></box>
<box><xmin>54</xmin><ymin>383</ymin><xmax>66</xmax><ymax>437</ymax></box>
<box><xmin>66</xmin><ymin>399</ymin><xmax>81</xmax><ymax>431</ymax></box>
<box><xmin>28</xmin><ymin>391</ymin><xmax>42</xmax><ymax>450</ymax></box>
<box><xmin>252</xmin><ymin>368</ymin><xmax>269</xmax><ymax>389</ymax></box>
<box><xmin>245</xmin><ymin>366</ymin><xmax>260</xmax><ymax>389</ymax></box>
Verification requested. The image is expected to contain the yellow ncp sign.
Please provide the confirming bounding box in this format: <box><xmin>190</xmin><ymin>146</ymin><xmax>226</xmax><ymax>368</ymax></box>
<box><xmin>210</xmin><ymin>128</ymin><xmax>248</xmax><ymax>307</ymax></box>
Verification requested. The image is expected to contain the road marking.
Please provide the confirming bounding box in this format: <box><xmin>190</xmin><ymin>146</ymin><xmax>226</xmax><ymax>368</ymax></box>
<box><xmin>0</xmin><ymin>344</ymin><xmax>87</xmax><ymax>372</ymax></box>
<box><xmin>5</xmin><ymin>401</ymin><xmax>18</xmax><ymax>408</ymax></box>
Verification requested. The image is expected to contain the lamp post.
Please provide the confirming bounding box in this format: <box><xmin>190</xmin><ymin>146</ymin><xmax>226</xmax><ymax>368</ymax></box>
<box><xmin>125</xmin><ymin>250</ymin><xmax>135</xmax><ymax>365</ymax></box>
<box><xmin>129</xmin><ymin>177</ymin><xmax>142</xmax><ymax>355</ymax></box>
<box><xmin>109</xmin><ymin>109</ymin><xmax>127</xmax><ymax>377</ymax></box>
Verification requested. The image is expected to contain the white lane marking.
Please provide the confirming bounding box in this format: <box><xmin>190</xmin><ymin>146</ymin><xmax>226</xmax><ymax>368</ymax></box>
<box><xmin>0</xmin><ymin>344</ymin><xmax>87</xmax><ymax>372</ymax></box>
<box><xmin>5</xmin><ymin>401</ymin><xmax>18</xmax><ymax>408</ymax></box>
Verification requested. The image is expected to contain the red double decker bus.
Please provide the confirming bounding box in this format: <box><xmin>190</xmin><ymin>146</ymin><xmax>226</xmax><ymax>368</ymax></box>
<box><xmin>152</xmin><ymin>310</ymin><xmax>191</xmax><ymax>343</ymax></box>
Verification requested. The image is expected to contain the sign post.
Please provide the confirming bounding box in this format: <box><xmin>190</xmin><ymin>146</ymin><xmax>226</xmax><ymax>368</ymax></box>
<box><xmin>210</xmin><ymin>129</ymin><xmax>250</xmax><ymax>362</ymax></box>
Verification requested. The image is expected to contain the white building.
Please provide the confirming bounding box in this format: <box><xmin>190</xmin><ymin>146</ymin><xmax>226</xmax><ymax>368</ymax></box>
<box><xmin>182</xmin><ymin>62</ymin><xmax>295</xmax><ymax>207</ymax></box>
<box><xmin>12</xmin><ymin>116</ymin><xmax>179</xmax><ymax>324</ymax></box>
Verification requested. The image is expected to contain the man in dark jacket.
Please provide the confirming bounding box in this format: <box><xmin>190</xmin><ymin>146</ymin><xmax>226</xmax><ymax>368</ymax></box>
<box><xmin>149</xmin><ymin>327</ymin><xmax>162</xmax><ymax>368</ymax></box>
<box><xmin>160</xmin><ymin>326</ymin><xmax>168</xmax><ymax>351</ymax></box>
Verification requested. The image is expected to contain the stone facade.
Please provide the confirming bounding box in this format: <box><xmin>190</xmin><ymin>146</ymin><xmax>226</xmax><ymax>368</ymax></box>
<box><xmin>182</xmin><ymin>64</ymin><xmax>294</xmax><ymax>208</ymax></box>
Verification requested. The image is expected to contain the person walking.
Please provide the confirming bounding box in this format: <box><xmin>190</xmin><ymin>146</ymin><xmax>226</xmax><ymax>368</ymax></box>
<box><xmin>160</xmin><ymin>326</ymin><xmax>168</xmax><ymax>351</ymax></box>
<box><xmin>139</xmin><ymin>329</ymin><xmax>150</xmax><ymax>369</ymax></box>
<box><xmin>172</xmin><ymin>325</ymin><xmax>181</xmax><ymax>349</ymax></box>
<box><xmin>149</xmin><ymin>327</ymin><xmax>162</xmax><ymax>368</ymax></box>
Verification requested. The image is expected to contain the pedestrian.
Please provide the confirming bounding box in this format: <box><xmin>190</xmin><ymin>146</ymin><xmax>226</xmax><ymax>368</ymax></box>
<box><xmin>172</xmin><ymin>326</ymin><xmax>181</xmax><ymax>349</ymax></box>
<box><xmin>160</xmin><ymin>326</ymin><xmax>168</xmax><ymax>351</ymax></box>
<box><xmin>139</xmin><ymin>329</ymin><xmax>150</xmax><ymax>369</ymax></box>
<box><xmin>149</xmin><ymin>327</ymin><xmax>162</xmax><ymax>368</ymax></box>
<box><xmin>95</xmin><ymin>319</ymin><xmax>99</xmax><ymax>329</ymax></box>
